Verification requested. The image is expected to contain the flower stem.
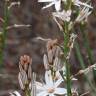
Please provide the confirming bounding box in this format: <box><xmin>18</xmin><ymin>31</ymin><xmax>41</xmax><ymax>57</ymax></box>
<box><xmin>25</xmin><ymin>87</ymin><xmax>31</xmax><ymax>96</ymax></box>
<box><xmin>63</xmin><ymin>22</ymin><xmax>72</xmax><ymax>96</ymax></box>
<box><xmin>67</xmin><ymin>0</ymin><xmax>72</xmax><ymax>9</ymax></box>
<box><xmin>63</xmin><ymin>0</ymin><xmax>72</xmax><ymax>95</ymax></box>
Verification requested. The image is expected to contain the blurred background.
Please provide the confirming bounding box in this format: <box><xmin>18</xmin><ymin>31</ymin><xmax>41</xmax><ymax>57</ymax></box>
<box><xmin>0</xmin><ymin>0</ymin><xmax>96</xmax><ymax>96</ymax></box>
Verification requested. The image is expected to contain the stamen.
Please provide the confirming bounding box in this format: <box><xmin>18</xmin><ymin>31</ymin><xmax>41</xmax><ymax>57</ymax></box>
<box><xmin>47</xmin><ymin>88</ymin><xmax>55</xmax><ymax>93</ymax></box>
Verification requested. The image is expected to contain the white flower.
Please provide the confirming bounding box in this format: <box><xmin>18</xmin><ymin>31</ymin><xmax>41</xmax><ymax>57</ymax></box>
<box><xmin>76</xmin><ymin>7</ymin><xmax>92</xmax><ymax>22</ymax></box>
<box><xmin>38</xmin><ymin>0</ymin><xmax>93</xmax><ymax>12</ymax></box>
<box><xmin>52</xmin><ymin>10</ymin><xmax>72</xmax><ymax>22</ymax></box>
<box><xmin>10</xmin><ymin>91</ymin><xmax>21</xmax><ymax>96</ymax></box>
<box><xmin>72</xmin><ymin>0</ymin><xmax>93</xmax><ymax>9</ymax></box>
<box><xmin>36</xmin><ymin>70</ymin><xmax>67</xmax><ymax>96</ymax></box>
<box><xmin>38</xmin><ymin>0</ymin><xmax>61</xmax><ymax>11</ymax></box>
<box><xmin>52</xmin><ymin>9</ymin><xmax>71</xmax><ymax>30</ymax></box>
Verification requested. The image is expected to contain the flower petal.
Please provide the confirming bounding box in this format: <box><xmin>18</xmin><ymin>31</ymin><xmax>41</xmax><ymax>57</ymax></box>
<box><xmin>38</xmin><ymin>0</ymin><xmax>53</xmax><ymax>2</ymax></box>
<box><xmin>67</xmin><ymin>10</ymin><xmax>72</xmax><ymax>16</ymax></box>
<box><xmin>20</xmin><ymin>70</ymin><xmax>28</xmax><ymax>85</ymax></box>
<box><xmin>45</xmin><ymin>71</ymin><xmax>53</xmax><ymax>87</ymax></box>
<box><xmin>18</xmin><ymin>72</ymin><xmax>24</xmax><ymax>90</ymax></box>
<box><xmin>42</xmin><ymin>2</ymin><xmax>54</xmax><ymax>9</ymax></box>
<box><xmin>53</xmin><ymin>57</ymin><xmax>59</xmax><ymax>71</ymax></box>
<box><xmin>72</xmin><ymin>78</ymin><xmax>77</xmax><ymax>81</ymax></box>
<box><xmin>43</xmin><ymin>54</ymin><xmax>49</xmax><ymax>70</ymax></box>
<box><xmin>77</xmin><ymin>1</ymin><xmax>93</xmax><ymax>9</ymax></box>
<box><xmin>52</xmin><ymin>10</ymin><xmax>71</xmax><ymax>22</ymax></box>
<box><xmin>54</xmin><ymin>0</ymin><xmax>61</xmax><ymax>11</ymax></box>
<box><xmin>37</xmin><ymin>91</ymin><xmax>48</xmax><ymax>96</ymax></box>
<box><xmin>54</xmin><ymin>88</ymin><xmax>67</xmax><ymax>95</ymax></box>
<box><xmin>55</xmin><ymin>78</ymin><xmax>63</xmax><ymax>87</ymax></box>
<box><xmin>53</xmin><ymin>16</ymin><xmax>63</xmax><ymax>31</ymax></box>
<box><xmin>10</xmin><ymin>91</ymin><xmax>21</xmax><ymax>96</ymax></box>
<box><xmin>36</xmin><ymin>82</ymin><xmax>45</xmax><ymax>91</ymax></box>
<box><xmin>48</xmin><ymin>50</ymin><xmax>53</xmax><ymax>64</ymax></box>
<box><xmin>49</xmin><ymin>94</ymin><xmax>55</xmax><ymax>96</ymax></box>
<box><xmin>66</xmin><ymin>17</ymin><xmax>70</xmax><ymax>22</ymax></box>
<box><xmin>28</xmin><ymin>63</ymin><xmax>32</xmax><ymax>80</ymax></box>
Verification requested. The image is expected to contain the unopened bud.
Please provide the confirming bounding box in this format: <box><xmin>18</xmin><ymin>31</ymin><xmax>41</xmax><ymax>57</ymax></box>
<box><xmin>18</xmin><ymin>55</ymin><xmax>32</xmax><ymax>90</ymax></box>
<box><xmin>19</xmin><ymin>55</ymin><xmax>32</xmax><ymax>72</ymax></box>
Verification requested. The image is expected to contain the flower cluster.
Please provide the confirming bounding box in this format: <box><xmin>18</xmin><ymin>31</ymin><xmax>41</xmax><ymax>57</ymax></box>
<box><xmin>38</xmin><ymin>0</ymin><xmax>93</xmax><ymax>11</ymax></box>
<box><xmin>38</xmin><ymin>0</ymin><xmax>93</xmax><ymax>30</ymax></box>
<box><xmin>10</xmin><ymin>39</ymin><xmax>77</xmax><ymax>96</ymax></box>
<box><xmin>9</xmin><ymin>0</ymin><xmax>94</xmax><ymax>96</ymax></box>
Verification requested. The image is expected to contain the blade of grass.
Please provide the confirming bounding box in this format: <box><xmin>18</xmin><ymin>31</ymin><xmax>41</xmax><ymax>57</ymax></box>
<box><xmin>75</xmin><ymin>42</ymin><xmax>96</xmax><ymax>94</ymax></box>
<box><xmin>80</xmin><ymin>24</ymin><xmax>93</xmax><ymax>64</ymax></box>
<box><xmin>80</xmin><ymin>24</ymin><xmax>96</xmax><ymax>88</ymax></box>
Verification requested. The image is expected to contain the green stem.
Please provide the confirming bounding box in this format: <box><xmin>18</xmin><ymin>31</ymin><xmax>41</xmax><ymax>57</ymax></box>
<box><xmin>63</xmin><ymin>22</ymin><xmax>72</xmax><ymax>96</ymax></box>
<box><xmin>0</xmin><ymin>1</ymin><xmax>9</xmax><ymax>66</ymax></box>
<box><xmin>63</xmin><ymin>0</ymin><xmax>72</xmax><ymax>94</ymax></box>
<box><xmin>65</xmin><ymin>58</ymin><xmax>72</xmax><ymax>96</ymax></box>
<box><xmin>67</xmin><ymin>0</ymin><xmax>72</xmax><ymax>9</ymax></box>
<box><xmin>25</xmin><ymin>87</ymin><xmax>31</xmax><ymax>96</ymax></box>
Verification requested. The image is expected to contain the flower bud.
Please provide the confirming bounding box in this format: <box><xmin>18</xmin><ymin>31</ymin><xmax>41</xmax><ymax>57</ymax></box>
<box><xmin>18</xmin><ymin>55</ymin><xmax>32</xmax><ymax>90</ymax></box>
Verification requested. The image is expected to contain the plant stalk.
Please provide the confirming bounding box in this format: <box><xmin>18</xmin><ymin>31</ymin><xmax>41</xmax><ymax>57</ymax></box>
<box><xmin>0</xmin><ymin>1</ymin><xmax>9</xmax><ymax>66</ymax></box>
